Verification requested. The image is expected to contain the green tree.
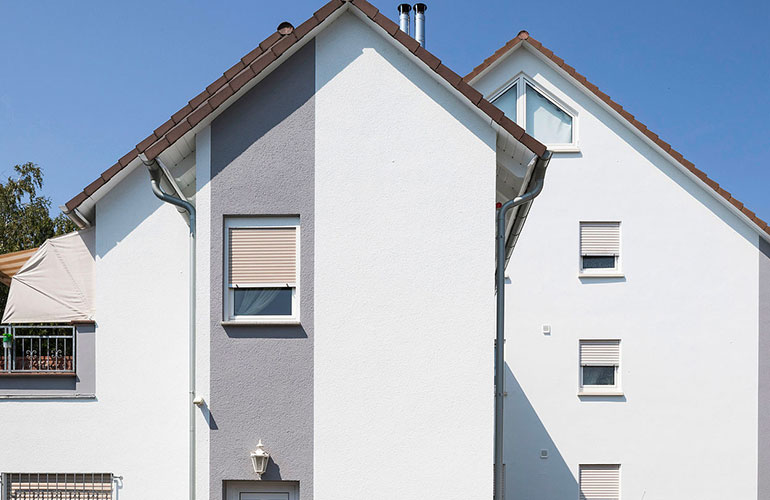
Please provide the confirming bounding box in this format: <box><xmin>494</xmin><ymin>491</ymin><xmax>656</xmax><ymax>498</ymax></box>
<box><xmin>0</xmin><ymin>163</ymin><xmax>77</xmax><ymax>315</ymax></box>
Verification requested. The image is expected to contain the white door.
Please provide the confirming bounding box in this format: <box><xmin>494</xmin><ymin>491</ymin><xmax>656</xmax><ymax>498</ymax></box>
<box><xmin>225</xmin><ymin>482</ymin><xmax>298</xmax><ymax>500</ymax></box>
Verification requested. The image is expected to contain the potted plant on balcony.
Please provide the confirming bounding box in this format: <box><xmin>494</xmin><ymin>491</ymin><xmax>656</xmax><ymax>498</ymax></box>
<box><xmin>2</xmin><ymin>331</ymin><xmax>11</xmax><ymax>349</ymax></box>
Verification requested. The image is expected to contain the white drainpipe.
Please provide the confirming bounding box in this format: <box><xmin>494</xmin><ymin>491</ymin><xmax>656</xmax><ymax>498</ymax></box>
<box><xmin>141</xmin><ymin>153</ymin><xmax>197</xmax><ymax>500</ymax></box>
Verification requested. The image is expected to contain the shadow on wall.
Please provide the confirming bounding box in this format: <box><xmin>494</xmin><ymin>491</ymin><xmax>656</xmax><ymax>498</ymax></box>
<box><xmin>504</xmin><ymin>364</ymin><xmax>578</xmax><ymax>499</ymax></box>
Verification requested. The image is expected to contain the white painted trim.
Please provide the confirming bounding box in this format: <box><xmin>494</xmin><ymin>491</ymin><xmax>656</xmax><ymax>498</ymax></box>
<box><xmin>488</xmin><ymin>71</ymin><xmax>579</xmax><ymax>151</ymax></box>
<box><xmin>579</xmin><ymin>339</ymin><xmax>622</xmax><ymax>395</ymax></box>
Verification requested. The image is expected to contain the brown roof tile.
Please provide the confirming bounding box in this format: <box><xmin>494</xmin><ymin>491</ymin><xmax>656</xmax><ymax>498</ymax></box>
<box><xmin>414</xmin><ymin>46</ymin><xmax>441</xmax><ymax>70</ymax></box>
<box><xmin>295</xmin><ymin>16</ymin><xmax>320</xmax><ymax>39</ymax></box>
<box><xmin>83</xmin><ymin>177</ymin><xmax>105</xmax><ymax>196</ymax></box>
<box><xmin>101</xmin><ymin>162</ymin><xmax>123</xmax><ymax>182</ymax></box>
<box><xmin>373</xmin><ymin>12</ymin><xmax>399</xmax><ymax>35</ymax></box>
<box><xmin>118</xmin><ymin>149</ymin><xmax>138</xmax><ymax>167</ymax></box>
<box><xmin>271</xmin><ymin>32</ymin><xmax>298</xmax><ymax>57</ymax></box>
<box><xmin>351</xmin><ymin>0</ymin><xmax>379</xmax><ymax>19</ymax></box>
<box><xmin>66</xmin><ymin>0</ymin><xmax>547</xmax><ymax>214</ymax></box>
<box><xmin>188</xmin><ymin>89</ymin><xmax>209</xmax><ymax>109</ymax></box>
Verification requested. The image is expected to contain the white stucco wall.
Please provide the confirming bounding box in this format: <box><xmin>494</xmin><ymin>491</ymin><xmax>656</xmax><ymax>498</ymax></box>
<box><xmin>0</xmin><ymin>164</ymin><xmax>190</xmax><ymax>498</ymax></box>
<box><xmin>314</xmin><ymin>12</ymin><xmax>497</xmax><ymax>500</ymax></box>
<box><xmin>475</xmin><ymin>46</ymin><xmax>761</xmax><ymax>499</ymax></box>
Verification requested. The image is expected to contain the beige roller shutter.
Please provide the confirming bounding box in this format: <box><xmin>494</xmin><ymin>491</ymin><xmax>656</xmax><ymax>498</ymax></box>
<box><xmin>229</xmin><ymin>227</ymin><xmax>297</xmax><ymax>286</ymax></box>
<box><xmin>580</xmin><ymin>222</ymin><xmax>620</xmax><ymax>256</ymax></box>
<box><xmin>579</xmin><ymin>464</ymin><xmax>620</xmax><ymax>500</ymax></box>
<box><xmin>580</xmin><ymin>340</ymin><xmax>620</xmax><ymax>366</ymax></box>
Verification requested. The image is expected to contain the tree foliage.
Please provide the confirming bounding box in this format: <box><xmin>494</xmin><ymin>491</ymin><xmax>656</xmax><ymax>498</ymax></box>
<box><xmin>0</xmin><ymin>163</ymin><xmax>78</xmax><ymax>314</ymax></box>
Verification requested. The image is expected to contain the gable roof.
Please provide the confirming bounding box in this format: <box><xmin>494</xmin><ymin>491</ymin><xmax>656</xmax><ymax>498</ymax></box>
<box><xmin>464</xmin><ymin>30</ymin><xmax>770</xmax><ymax>239</ymax></box>
<box><xmin>63</xmin><ymin>0</ymin><xmax>547</xmax><ymax>216</ymax></box>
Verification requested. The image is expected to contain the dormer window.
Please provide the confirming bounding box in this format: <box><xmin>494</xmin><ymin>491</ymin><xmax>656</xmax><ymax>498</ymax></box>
<box><xmin>491</xmin><ymin>76</ymin><xmax>577</xmax><ymax>151</ymax></box>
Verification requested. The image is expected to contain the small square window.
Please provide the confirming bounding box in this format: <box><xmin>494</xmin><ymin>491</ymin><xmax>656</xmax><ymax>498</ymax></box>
<box><xmin>580</xmin><ymin>222</ymin><xmax>621</xmax><ymax>275</ymax></box>
<box><xmin>224</xmin><ymin>216</ymin><xmax>300</xmax><ymax>322</ymax></box>
<box><xmin>579</xmin><ymin>340</ymin><xmax>620</xmax><ymax>394</ymax></box>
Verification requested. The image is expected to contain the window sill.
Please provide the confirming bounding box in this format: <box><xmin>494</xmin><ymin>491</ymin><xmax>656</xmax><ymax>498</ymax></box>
<box><xmin>0</xmin><ymin>393</ymin><xmax>95</xmax><ymax>400</ymax></box>
<box><xmin>221</xmin><ymin>319</ymin><xmax>301</xmax><ymax>326</ymax></box>
<box><xmin>578</xmin><ymin>391</ymin><xmax>625</xmax><ymax>397</ymax></box>
<box><xmin>0</xmin><ymin>372</ymin><xmax>77</xmax><ymax>377</ymax></box>
<box><xmin>546</xmin><ymin>145</ymin><xmax>580</xmax><ymax>153</ymax></box>
<box><xmin>578</xmin><ymin>272</ymin><xmax>625</xmax><ymax>279</ymax></box>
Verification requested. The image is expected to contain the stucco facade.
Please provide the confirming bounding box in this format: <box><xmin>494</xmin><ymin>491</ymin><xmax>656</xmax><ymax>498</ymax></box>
<box><xmin>473</xmin><ymin>44</ymin><xmax>765</xmax><ymax>499</ymax></box>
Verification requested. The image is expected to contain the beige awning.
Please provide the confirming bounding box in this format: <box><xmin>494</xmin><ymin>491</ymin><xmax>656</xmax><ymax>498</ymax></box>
<box><xmin>0</xmin><ymin>247</ymin><xmax>39</xmax><ymax>286</ymax></box>
<box><xmin>2</xmin><ymin>229</ymin><xmax>95</xmax><ymax>324</ymax></box>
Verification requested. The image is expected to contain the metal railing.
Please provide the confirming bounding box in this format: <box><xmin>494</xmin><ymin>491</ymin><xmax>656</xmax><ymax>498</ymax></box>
<box><xmin>1</xmin><ymin>325</ymin><xmax>76</xmax><ymax>374</ymax></box>
<box><xmin>3</xmin><ymin>473</ymin><xmax>113</xmax><ymax>499</ymax></box>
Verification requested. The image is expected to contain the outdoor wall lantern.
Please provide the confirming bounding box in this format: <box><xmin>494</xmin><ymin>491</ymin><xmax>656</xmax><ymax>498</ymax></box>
<box><xmin>250</xmin><ymin>440</ymin><xmax>270</xmax><ymax>479</ymax></box>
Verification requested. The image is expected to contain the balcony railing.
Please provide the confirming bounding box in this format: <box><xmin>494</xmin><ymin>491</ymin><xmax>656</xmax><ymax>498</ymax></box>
<box><xmin>1</xmin><ymin>325</ymin><xmax>76</xmax><ymax>374</ymax></box>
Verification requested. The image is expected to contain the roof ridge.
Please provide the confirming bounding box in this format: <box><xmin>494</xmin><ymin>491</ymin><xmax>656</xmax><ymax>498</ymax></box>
<box><xmin>65</xmin><ymin>0</ymin><xmax>547</xmax><ymax>214</ymax></box>
<box><xmin>463</xmin><ymin>31</ymin><xmax>770</xmax><ymax>237</ymax></box>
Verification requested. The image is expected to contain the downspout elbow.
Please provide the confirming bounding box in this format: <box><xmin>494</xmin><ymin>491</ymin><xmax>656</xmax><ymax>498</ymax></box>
<box><xmin>140</xmin><ymin>154</ymin><xmax>196</xmax><ymax>234</ymax></box>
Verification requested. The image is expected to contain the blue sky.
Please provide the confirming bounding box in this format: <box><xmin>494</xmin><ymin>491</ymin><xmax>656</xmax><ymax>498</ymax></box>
<box><xmin>1</xmin><ymin>0</ymin><xmax>768</xmax><ymax>220</ymax></box>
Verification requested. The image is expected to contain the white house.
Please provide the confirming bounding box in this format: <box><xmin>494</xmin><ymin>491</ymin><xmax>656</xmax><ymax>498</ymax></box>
<box><xmin>0</xmin><ymin>2</ymin><xmax>547</xmax><ymax>499</ymax></box>
<box><xmin>0</xmin><ymin>1</ymin><xmax>767</xmax><ymax>500</ymax></box>
<box><xmin>466</xmin><ymin>30</ymin><xmax>770</xmax><ymax>500</ymax></box>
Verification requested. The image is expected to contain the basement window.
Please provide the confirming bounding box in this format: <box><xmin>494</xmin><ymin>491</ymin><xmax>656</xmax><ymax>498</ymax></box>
<box><xmin>224</xmin><ymin>216</ymin><xmax>300</xmax><ymax>323</ymax></box>
<box><xmin>491</xmin><ymin>75</ymin><xmax>577</xmax><ymax>151</ymax></box>
<box><xmin>3</xmin><ymin>473</ymin><xmax>115</xmax><ymax>499</ymax></box>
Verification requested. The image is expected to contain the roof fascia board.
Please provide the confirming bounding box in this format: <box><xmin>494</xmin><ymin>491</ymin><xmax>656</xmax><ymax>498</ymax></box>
<box><xmin>482</xmin><ymin>41</ymin><xmax>770</xmax><ymax>244</ymax></box>
<box><xmin>466</xmin><ymin>42</ymin><xmax>524</xmax><ymax>86</ymax></box>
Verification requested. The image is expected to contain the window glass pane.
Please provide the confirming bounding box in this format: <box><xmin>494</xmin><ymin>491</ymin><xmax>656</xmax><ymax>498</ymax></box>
<box><xmin>234</xmin><ymin>288</ymin><xmax>293</xmax><ymax>316</ymax></box>
<box><xmin>582</xmin><ymin>256</ymin><xmax>616</xmax><ymax>269</ymax></box>
<box><xmin>492</xmin><ymin>83</ymin><xmax>517</xmax><ymax>122</ymax></box>
<box><xmin>526</xmin><ymin>84</ymin><xmax>572</xmax><ymax>143</ymax></box>
<box><xmin>582</xmin><ymin>366</ymin><xmax>615</xmax><ymax>385</ymax></box>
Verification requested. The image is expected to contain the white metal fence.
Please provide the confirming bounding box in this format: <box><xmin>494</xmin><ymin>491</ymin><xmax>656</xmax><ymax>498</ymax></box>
<box><xmin>0</xmin><ymin>325</ymin><xmax>75</xmax><ymax>374</ymax></box>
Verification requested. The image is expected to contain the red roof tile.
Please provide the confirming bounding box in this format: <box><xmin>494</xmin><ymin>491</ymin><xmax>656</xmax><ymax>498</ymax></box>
<box><xmin>65</xmin><ymin>0</ymin><xmax>547</xmax><ymax>214</ymax></box>
<box><xmin>463</xmin><ymin>30</ymin><xmax>770</xmax><ymax>237</ymax></box>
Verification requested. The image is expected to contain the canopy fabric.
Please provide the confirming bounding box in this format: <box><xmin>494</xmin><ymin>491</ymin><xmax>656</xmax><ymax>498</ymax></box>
<box><xmin>2</xmin><ymin>229</ymin><xmax>95</xmax><ymax>324</ymax></box>
<box><xmin>0</xmin><ymin>247</ymin><xmax>39</xmax><ymax>286</ymax></box>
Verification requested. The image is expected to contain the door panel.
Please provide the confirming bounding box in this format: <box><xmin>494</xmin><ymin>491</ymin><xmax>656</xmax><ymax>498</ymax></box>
<box><xmin>240</xmin><ymin>494</ymin><xmax>289</xmax><ymax>500</ymax></box>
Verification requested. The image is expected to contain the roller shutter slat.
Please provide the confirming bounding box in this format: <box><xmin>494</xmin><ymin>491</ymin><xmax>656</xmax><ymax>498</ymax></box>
<box><xmin>580</xmin><ymin>464</ymin><xmax>620</xmax><ymax>500</ymax></box>
<box><xmin>580</xmin><ymin>222</ymin><xmax>620</xmax><ymax>256</ymax></box>
<box><xmin>580</xmin><ymin>340</ymin><xmax>620</xmax><ymax>366</ymax></box>
<box><xmin>229</xmin><ymin>227</ymin><xmax>297</xmax><ymax>285</ymax></box>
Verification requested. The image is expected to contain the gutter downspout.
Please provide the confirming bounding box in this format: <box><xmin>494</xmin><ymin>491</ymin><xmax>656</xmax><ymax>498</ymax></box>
<box><xmin>494</xmin><ymin>151</ymin><xmax>551</xmax><ymax>500</ymax></box>
<box><xmin>141</xmin><ymin>154</ymin><xmax>197</xmax><ymax>500</ymax></box>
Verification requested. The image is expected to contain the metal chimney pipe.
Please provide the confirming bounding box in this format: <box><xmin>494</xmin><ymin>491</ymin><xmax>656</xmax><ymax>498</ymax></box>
<box><xmin>397</xmin><ymin>4</ymin><xmax>411</xmax><ymax>34</ymax></box>
<box><xmin>413</xmin><ymin>3</ymin><xmax>426</xmax><ymax>47</ymax></box>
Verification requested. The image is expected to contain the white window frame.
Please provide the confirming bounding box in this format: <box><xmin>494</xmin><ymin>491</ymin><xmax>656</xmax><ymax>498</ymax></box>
<box><xmin>489</xmin><ymin>72</ymin><xmax>579</xmax><ymax>152</ymax></box>
<box><xmin>223</xmin><ymin>216</ymin><xmax>301</xmax><ymax>325</ymax></box>
<box><xmin>579</xmin><ymin>221</ymin><xmax>623</xmax><ymax>278</ymax></box>
<box><xmin>578</xmin><ymin>339</ymin><xmax>622</xmax><ymax>396</ymax></box>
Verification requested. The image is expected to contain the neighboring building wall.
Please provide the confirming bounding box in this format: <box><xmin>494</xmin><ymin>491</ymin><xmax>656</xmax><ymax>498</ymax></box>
<box><xmin>759</xmin><ymin>238</ymin><xmax>770</xmax><ymax>497</ymax></box>
<box><xmin>474</xmin><ymin>46</ymin><xmax>761</xmax><ymax>499</ymax></box>
<box><xmin>0</xmin><ymin>164</ymin><xmax>191</xmax><ymax>499</ymax></box>
<box><xmin>208</xmin><ymin>41</ymin><xmax>315</xmax><ymax>499</ymax></box>
<box><xmin>314</xmin><ymin>12</ymin><xmax>497</xmax><ymax>500</ymax></box>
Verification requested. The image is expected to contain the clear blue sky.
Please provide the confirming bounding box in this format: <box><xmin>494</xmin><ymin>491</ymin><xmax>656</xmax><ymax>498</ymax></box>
<box><xmin>1</xmin><ymin>0</ymin><xmax>768</xmax><ymax>220</ymax></box>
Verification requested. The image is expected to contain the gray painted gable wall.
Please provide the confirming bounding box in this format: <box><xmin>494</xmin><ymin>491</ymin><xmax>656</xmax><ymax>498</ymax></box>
<box><xmin>209</xmin><ymin>40</ymin><xmax>315</xmax><ymax>499</ymax></box>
